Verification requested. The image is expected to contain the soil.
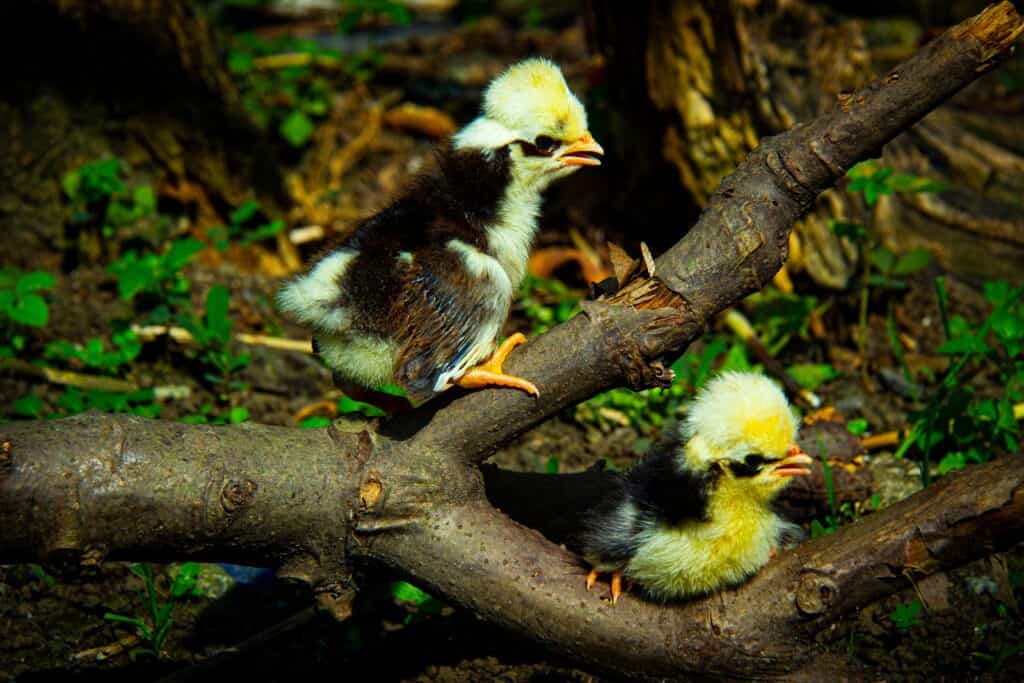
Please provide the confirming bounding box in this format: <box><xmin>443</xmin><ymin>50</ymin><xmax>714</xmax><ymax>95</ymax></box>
<box><xmin>1</xmin><ymin>2</ymin><xmax>1022</xmax><ymax>682</ymax></box>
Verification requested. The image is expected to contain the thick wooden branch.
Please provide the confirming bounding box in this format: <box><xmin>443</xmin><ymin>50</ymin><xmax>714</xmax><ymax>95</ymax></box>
<box><xmin>370</xmin><ymin>457</ymin><xmax>1024</xmax><ymax>680</ymax></box>
<box><xmin>2</xmin><ymin>3</ymin><xmax>1022</xmax><ymax>680</ymax></box>
<box><xmin>401</xmin><ymin>1</ymin><xmax>1024</xmax><ymax>464</ymax></box>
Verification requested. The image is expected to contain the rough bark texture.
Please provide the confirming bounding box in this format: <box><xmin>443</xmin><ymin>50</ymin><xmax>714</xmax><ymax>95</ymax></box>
<box><xmin>2</xmin><ymin>4</ymin><xmax>1022</xmax><ymax>680</ymax></box>
<box><xmin>591</xmin><ymin>0</ymin><xmax>1024</xmax><ymax>286</ymax></box>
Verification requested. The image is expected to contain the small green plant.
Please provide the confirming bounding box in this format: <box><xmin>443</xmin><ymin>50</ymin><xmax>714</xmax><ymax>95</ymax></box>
<box><xmin>208</xmin><ymin>200</ymin><xmax>284</xmax><ymax>251</ymax></box>
<box><xmin>846</xmin><ymin>418</ymin><xmax>869</xmax><ymax>436</ymax></box>
<box><xmin>179</xmin><ymin>404</ymin><xmax>249</xmax><ymax>425</ymax></box>
<box><xmin>0</xmin><ymin>269</ymin><xmax>55</xmax><ymax>357</ymax></box>
<box><xmin>897</xmin><ymin>280</ymin><xmax>1023</xmax><ymax>486</ymax></box>
<box><xmin>107</xmin><ymin>237</ymin><xmax>203</xmax><ymax>323</ymax></box>
<box><xmin>973</xmin><ymin>603</ymin><xmax>1024</xmax><ymax>672</ymax></box>
<box><xmin>744</xmin><ymin>287</ymin><xmax>824</xmax><ymax>356</ymax></box>
<box><xmin>388</xmin><ymin>581</ymin><xmax>444</xmax><ymax>625</ymax></box>
<box><xmin>63</xmin><ymin>158</ymin><xmax>156</xmax><ymax>241</ymax></box>
<box><xmin>845</xmin><ymin>160</ymin><xmax>948</xmax><ymax>207</ymax></box>
<box><xmin>54</xmin><ymin>388</ymin><xmax>162</xmax><ymax>418</ymax></box>
<box><xmin>338</xmin><ymin>0</ymin><xmax>411</xmax><ymax>33</ymax></box>
<box><xmin>104</xmin><ymin>562</ymin><xmax>201</xmax><ymax>657</ymax></box>
<box><xmin>179</xmin><ymin>286</ymin><xmax>251</xmax><ymax>395</ymax></box>
<box><xmin>810</xmin><ymin>438</ymin><xmax>841</xmax><ymax>538</ymax></box>
<box><xmin>889</xmin><ymin>599</ymin><xmax>924</xmax><ymax>629</ymax></box>
<box><xmin>45</xmin><ymin>328</ymin><xmax>142</xmax><ymax>375</ymax></box>
<box><xmin>517</xmin><ymin>275</ymin><xmax>582</xmax><ymax>336</ymax></box>
<box><xmin>786</xmin><ymin>363</ymin><xmax>840</xmax><ymax>391</ymax></box>
<box><xmin>227</xmin><ymin>33</ymin><xmax>381</xmax><ymax>147</ymax></box>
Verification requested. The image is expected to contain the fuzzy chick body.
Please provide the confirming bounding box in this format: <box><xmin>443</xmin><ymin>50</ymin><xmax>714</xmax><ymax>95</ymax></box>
<box><xmin>581</xmin><ymin>372</ymin><xmax>811</xmax><ymax>602</ymax></box>
<box><xmin>278</xmin><ymin>59</ymin><xmax>602</xmax><ymax>403</ymax></box>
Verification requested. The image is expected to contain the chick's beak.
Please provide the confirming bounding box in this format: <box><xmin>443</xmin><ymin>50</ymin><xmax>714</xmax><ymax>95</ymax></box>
<box><xmin>772</xmin><ymin>445</ymin><xmax>813</xmax><ymax>479</ymax></box>
<box><xmin>557</xmin><ymin>131</ymin><xmax>604</xmax><ymax>167</ymax></box>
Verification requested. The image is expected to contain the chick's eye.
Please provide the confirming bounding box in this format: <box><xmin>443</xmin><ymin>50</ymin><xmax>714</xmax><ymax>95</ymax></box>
<box><xmin>533</xmin><ymin>135</ymin><xmax>557</xmax><ymax>152</ymax></box>
<box><xmin>744</xmin><ymin>454</ymin><xmax>767</xmax><ymax>469</ymax></box>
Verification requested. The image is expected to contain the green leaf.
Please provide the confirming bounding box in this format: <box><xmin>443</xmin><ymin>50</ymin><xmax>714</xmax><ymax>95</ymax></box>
<box><xmin>992</xmin><ymin>310</ymin><xmax>1024</xmax><ymax>341</ymax></box>
<box><xmin>829</xmin><ymin>221</ymin><xmax>866</xmax><ymax>242</ymax></box>
<box><xmin>389</xmin><ymin>581</ymin><xmax>432</xmax><ymax>606</ymax></box>
<box><xmin>787</xmin><ymin>363</ymin><xmax>839</xmax><ymax>390</ymax></box>
<box><xmin>104</xmin><ymin>613</ymin><xmax>149</xmax><ymax>630</ymax></box>
<box><xmin>13</xmin><ymin>395</ymin><xmax>43</xmax><ymax>418</ymax></box>
<box><xmin>227</xmin><ymin>50</ymin><xmax>255</xmax><ymax>75</ymax></box>
<box><xmin>133</xmin><ymin>185</ymin><xmax>156</xmax><ymax>215</ymax></box>
<box><xmin>892</xmin><ymin>248</ymin><xmax>932</xmax><ymax>276</ymax></box>
<box><xmin>204</xmin><ymin>286</ymin><xmax>232</xmax><ymax>345</ymax></box>
<box><xmin>938</xmin><ymin>452</ymin><xmax>968</xmax><ymax>475</ymax></box>
<box><xmin>164</xmin><ymin>238</ymin><xmax>204</xmax><ymax>271</ymax></box>
<box><xmin>62</xmin><ymin>170</ymin><xmax>82</xmax><ymax>200</ymax></box>
<box><xmin>228</xmin><ymin>406</ymin><xmax>249</xmax><ymax>424</ymax></box>
<box><xmin>937</xmin><ymin>336</ymin><xmax>990</xmax><ymax>355</ymax></box>
<box><xmin>9</xmin><ymin>294</ymin><xmax>48</xmax><ymax>327</ymax></box>
<box><xmin>846</xmin><ymin>418</ymin><xmax>869</xmax><ymax>436</ymax></box>
<box><xmin>983</xmin><ymin>280</ymin><xmax>1011</xmax><ymax>307</ymax></box>
<box><xmin>280</xmin><ymin>110</ymin><xmax>315</xmax><ymax>147</ymax></box>
<box><xmin>16</xmin><ymin>271</ymin><xmax>56</xmax><ymax>296</ymax></box>
<box><xmin>337</xmin><ymin>395</ymin><xmax>386</xmax><ymax>417</ymax></box>
<box><xmin>870</xmin><ymin>246</ymin><xmax>897</xmax><ymax>274</ymax></box>
<box><xmin>170</xmin><ymin>562</ymin><xmax>201</xmax><ymax>597</ymax></box>
<box><xmin>719</xmin><ymin>342</ymin><xmax>752</xmax><ymax>374</ymax></box>
<box><xmin>890</xmin><ymin>600</ymin><xmax>923</xmax><ymax>629</ymax></box>
<box><xmin>299</xmin><ymin>416</ymin><xmax>332</xmax><ymax>428</ymax></box>
<box><xmin>230</xmin><ymin>199</ymin><xmax>260</xmax><ymax>226</ymax></box>
<box><xmin>545</xmin><ymin>456</ymin><xmax>559</xmax><ymax>474</ymax></box>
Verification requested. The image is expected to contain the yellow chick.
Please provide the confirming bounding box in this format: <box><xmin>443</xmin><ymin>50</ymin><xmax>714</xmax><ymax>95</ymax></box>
<box><xmin>580</xmin><ymin>372</ymin><xmax>812</xmax><ymax>603</ymax></box>
<box><xmin>278</xmin><ymin>58</ymin><xmax>602</xmax><ymax>404</ymax></box>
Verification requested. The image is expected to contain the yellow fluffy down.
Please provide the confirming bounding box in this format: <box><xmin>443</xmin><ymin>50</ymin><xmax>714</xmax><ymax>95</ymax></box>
<box><xmin>482</xmin><ymin>58</ymin><xmax>587</xmax><ymax>142</ymax></box>
<box><xmin>682</xmin><ymin>372</ymin><xmax>798</xmax><ymax>469</ymax></box>
<box><xmin>624</xmin><ymin>476</ymin><xmax>796</xmax><ymax>601</ymax></box>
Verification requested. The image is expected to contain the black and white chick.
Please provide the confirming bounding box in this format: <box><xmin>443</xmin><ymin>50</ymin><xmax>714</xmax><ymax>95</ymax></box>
<box><xmin>278</xmin><ymin>58</ymin><xmax>603</xmax><ymax>404</ymax></box>
<box><xmin>580</xmin><ymin>372</ymin><xmax>813</xmax><ymax>603</ymax></box>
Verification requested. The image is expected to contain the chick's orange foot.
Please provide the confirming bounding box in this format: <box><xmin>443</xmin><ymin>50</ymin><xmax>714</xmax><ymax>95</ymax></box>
<box><xmin>455</xmin><ymin>333</ymin><xmax>539</xmax><ymax>397</ymax></box>
<box><xmin>585</xmin><ymin>568</ymin><xmax>625</xmax><ymax>605</ymax></box>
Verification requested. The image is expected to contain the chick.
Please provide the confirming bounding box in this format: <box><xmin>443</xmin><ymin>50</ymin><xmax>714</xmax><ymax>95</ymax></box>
<box><xmin>278</xmin><ymin>58</ymin><xmax>603</xmax><ymax>404</ymax></box>
<box><xmin>580</xmin><ymin>372</ymin><xmax>812</xmax><ymax>603</ymax></box>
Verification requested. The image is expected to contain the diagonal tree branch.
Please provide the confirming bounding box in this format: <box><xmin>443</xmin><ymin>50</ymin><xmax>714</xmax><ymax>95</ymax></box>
<box><xmin>2</xmin><ymin>3</ymin><xmax>1022</xmax><ymax>680</ymax></box>
<box><xmin>400</xmin><ymin>1</ymin><xmax>1024</xmax><ymax>464</ymax></box>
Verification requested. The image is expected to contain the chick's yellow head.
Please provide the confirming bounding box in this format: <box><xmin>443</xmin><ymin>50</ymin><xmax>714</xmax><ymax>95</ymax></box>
<box><xmin>453</xmin><ymin>59</ymin><xmax>602</xmax><ymax>188</ymax></box>
<box><xmin>483</xmin><ymin>58</ymin><xmax>588</xmax><ymax>142</ymax></box>
<box><xmin>681</xmin><ymin>372</ymin><xmax>799</xmax><ymax>470</ymax></box>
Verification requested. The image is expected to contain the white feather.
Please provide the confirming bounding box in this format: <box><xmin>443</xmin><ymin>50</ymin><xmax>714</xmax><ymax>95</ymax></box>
<box><xmin>453</xmin><ymin>118</ymin><xmax>519</xmax><ymax>153</ymax></box>
<box><xmin>277</xmin><ymin>249</ymin><xmax>357</xmax><ymax>332</ymax></box>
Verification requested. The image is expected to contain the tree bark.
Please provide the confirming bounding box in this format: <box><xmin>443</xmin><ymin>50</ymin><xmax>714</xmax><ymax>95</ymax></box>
<box><xmin>2</xmin><ymin>3</ymin><xmax>1022</xmax><ymax>679</ymax></box>
<box><xmin>590</xmin><ymin>0</ymin><xmax>1024</xmax><ymax>286</ymax></box>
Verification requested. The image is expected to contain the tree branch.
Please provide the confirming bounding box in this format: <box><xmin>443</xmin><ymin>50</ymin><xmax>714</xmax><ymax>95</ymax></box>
<box><xmin>398</xmin><ymin>1</ymin><xmax>1024</xmax><ymax>465</ymax></box>
<box><xmin>2</xmin><ymin>3</ymin><xmax>1022</xmax><ymax>680</ymax></box>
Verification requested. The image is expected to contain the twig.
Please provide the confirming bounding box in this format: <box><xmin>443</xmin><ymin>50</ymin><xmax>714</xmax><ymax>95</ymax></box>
<box><xmin>131</xmin><ymin>325</ymin><xmax>313</xmax><ymax>353</ymax></box>
<box><xmin>721</xmin><ymin>309</ymin><xmax>821</xmax><ymax>408</ymax></box>
<box><xmin>155</xmin><ymin>607</ymin><xmax>320</xmax><ymax>683</ymax></box>
<box><xmin>71</xmin><ymin>633</ymin><xmax>142</xmax><ymax>663</ymax></box>
<box><xmin>289</xmin><ymin>225</ymin><xmax>325</xmax><ymax>245</ymax></box>
<box><xmin>252</xmin><ymin>53</ymin><xmax>341</xmax><ymax>70</ymax></box>
<box><xmin>1</xmin><ymin>359</ymin><xmax>137</xmax><ymax>393</ymax></box>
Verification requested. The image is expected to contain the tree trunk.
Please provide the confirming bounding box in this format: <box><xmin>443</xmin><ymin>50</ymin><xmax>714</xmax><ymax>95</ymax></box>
<box><xmin>589</xmin><ymin>0</ymin><xmax>1024</xmax><ymax>286</ymax></box>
